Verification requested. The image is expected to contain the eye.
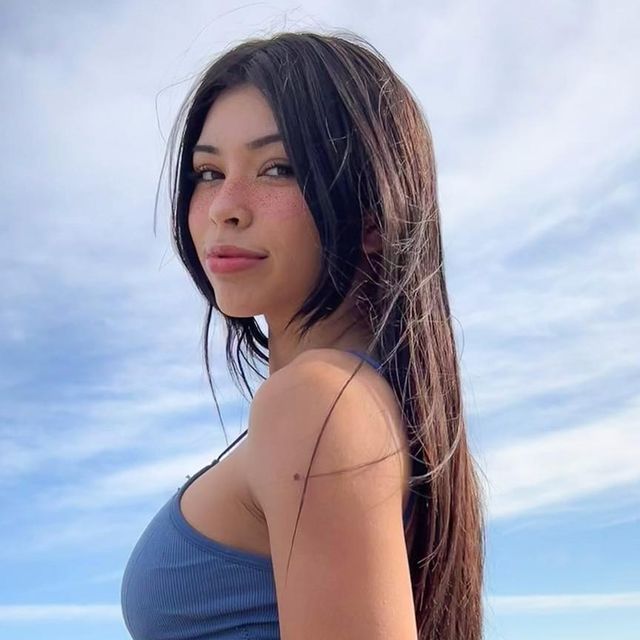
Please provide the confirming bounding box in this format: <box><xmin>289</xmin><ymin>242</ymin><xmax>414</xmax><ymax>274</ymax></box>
<box><xmin>186</xmin><ymin>167</ymin><xmax>222</xmax><ymax>183</ymax></box>
<box><xmin>186</xmin><ymin>162</ymin><xmax>295</xmax><ymax>184</ymax></box>
<box><xmin>262</xmin><ymin>162</ymin><xmax>294</xmax><ymax>178</ymax></box>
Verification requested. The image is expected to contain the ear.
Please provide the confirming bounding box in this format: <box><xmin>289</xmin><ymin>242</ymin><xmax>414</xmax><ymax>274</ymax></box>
<box><xmin>362</xmin><ymin>217</ymin><xmax>382</xmax><ymax>255</ymax></box>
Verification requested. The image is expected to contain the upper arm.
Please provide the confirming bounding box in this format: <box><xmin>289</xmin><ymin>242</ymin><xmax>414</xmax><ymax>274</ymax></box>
<box><xmin>246</xmin><ymin>353</ymin><xmax>417</xmax><ymax>640</ymax></box>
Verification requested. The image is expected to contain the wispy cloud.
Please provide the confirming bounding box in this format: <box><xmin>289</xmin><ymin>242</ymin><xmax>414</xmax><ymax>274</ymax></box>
<box><xmin>488</xmin><ymin>592</ymin><xmax>640</xmax><ymax>614</ymax></box>
<box><xmin>482</xmin><ymin>398</ymin><xmax>640</xmax><ymax>519</ymax></box>
<box><xmin>42</xmin><ymin>452</ymin><xmax>210</xmax><ymax>510</ymax></box>
<box><xmin>0</xmin><ymin>399</ymin><xmax>237</xmax><ymax>483</ymax></box>
<box><xmin>0</xmin><ymin>605</ymin><xmax>121</xmax><ymax>622</ymax></box>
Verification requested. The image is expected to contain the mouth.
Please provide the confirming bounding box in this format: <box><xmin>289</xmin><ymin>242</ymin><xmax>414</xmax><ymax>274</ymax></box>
<box><xmin>205</xmin><ymin>254</ymin><xmax>267</xmax><ymax>274</ymax></box>
<box><xmin>206</xmin><ymin>246</ymin><xmax>269</xmax><ymax>260</ymax></box>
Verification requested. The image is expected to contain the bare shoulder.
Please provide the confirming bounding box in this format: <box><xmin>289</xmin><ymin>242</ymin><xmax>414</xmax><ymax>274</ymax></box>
<box><xmin>244</xmin><ymin>348</ymin><xmax>416</xmax><ymax>638</ymax></box>
<box><xmin>247</xmin><ymin>347</ymin><xmax>407</xmax><ymax>487</ymax></box>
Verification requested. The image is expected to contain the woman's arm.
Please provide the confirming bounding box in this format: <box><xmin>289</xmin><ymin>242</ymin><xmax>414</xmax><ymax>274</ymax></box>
<box><xmin>246</xmin><ymin>353</ymin><xmax>417</xmax><ymax>640</ymax></box>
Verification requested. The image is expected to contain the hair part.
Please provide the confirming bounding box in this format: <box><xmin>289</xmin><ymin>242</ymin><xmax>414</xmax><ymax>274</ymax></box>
<box><xmin>161</xmin><ymin>29</ymin><xmax>486</xmax><ymax>640</ymax></box>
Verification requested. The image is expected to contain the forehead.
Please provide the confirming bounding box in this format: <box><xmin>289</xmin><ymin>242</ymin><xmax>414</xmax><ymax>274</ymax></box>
<box><xmin>197</xmin><ymin>84</ymin><xmax>279</xmax><ymax>144</ymax></box>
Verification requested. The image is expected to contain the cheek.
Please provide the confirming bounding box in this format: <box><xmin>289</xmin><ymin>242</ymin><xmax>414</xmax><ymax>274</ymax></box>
<box><xmin>262</xmin><ymin>191</ymin><xmax>321</xmax><ymax>261</ymax></box>
<box><xmin>188</xmin><ymin>190</ymin><xmax>209</xmax><ymax>241</ymax></box>
<box><xmin>252</xmin><ymin>188</ymin><xmax>308</xmax><ymax>221</ymax></box>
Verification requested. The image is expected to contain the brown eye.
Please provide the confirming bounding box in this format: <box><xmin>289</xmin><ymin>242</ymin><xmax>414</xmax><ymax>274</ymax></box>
<box><xmin>262</xmin><ymin>163</ymin><xmax>294</xmax><ymax>178</ymax></box>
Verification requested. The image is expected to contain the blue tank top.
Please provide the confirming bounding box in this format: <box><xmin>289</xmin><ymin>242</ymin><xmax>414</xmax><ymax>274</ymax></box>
<box><xmin>120</xmin><ymin>350</ymin><xmax>416</xmax><ymax>639</ymax></box>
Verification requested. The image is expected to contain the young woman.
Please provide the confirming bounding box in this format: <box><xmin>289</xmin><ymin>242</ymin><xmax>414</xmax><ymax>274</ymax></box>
<box><xmin>121</xmin><ymin>31</ymin><xmax>485</xmax><ymax>640</ymax></box>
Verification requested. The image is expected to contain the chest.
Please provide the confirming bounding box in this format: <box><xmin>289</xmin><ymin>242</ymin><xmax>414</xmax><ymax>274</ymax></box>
<box><xmin>179</xmin><ymin>440</ymin><xmax>272</xmax><ymax>558</ymax></box>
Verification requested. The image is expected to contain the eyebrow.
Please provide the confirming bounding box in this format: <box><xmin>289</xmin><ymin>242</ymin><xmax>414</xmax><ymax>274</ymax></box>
<box><xmin>192</xmin><ymin>133</ymin><xmax>283</xmax><ymax>156</ymax></box>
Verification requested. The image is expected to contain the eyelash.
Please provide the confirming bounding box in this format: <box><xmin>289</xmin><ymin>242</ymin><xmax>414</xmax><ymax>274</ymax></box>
<box><xmin>186</xmin><ymin>162</ymin><xmax>294</xmax><ymax>184</ymax></box>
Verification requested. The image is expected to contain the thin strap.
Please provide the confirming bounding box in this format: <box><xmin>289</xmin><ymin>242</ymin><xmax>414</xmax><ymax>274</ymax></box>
<box><xmin>179</xmin><ymin>428</ymin><xmax>249</xmax><ymax>493</ymax></box>
<box><xmin>345</xmin><ymin>349</ymin><xmax>381</xmax><ymax>369</ymax></box>
<box><xmin>210</xmin><ymin>428</ymin><xmax>248</xmax><ymax>465</ymax></box>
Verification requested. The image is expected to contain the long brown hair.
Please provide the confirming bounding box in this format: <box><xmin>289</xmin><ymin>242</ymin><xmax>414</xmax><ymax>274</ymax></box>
<box><xmin>161</xmin><ymin>29</ymin><xmax>485</xmax><ymax>640</ymax></box>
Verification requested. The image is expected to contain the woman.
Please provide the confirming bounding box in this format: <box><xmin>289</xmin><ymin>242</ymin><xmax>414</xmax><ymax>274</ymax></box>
<box><xmin>121</xmin><ymin>30</ymin><xmax>485</xmax><ymax>640</ymax></box>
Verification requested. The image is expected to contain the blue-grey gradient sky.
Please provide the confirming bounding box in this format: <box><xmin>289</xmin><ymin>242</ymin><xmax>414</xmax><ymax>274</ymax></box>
<box><xmin>1</xmin><ymin>1</ymin><xmax>639</xmax><ymax>639</ymax></box>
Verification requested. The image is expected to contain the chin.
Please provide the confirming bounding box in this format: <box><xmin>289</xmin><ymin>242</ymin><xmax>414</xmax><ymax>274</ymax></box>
<box><xmin>214</xmin><ymin>296</ymin><xmax>264</xmax><ymax>319</ymax></box>
<box><xmin>221</xmin><ymin>310</ymin><xmax>261</xmax><ymax>319</ymax></box>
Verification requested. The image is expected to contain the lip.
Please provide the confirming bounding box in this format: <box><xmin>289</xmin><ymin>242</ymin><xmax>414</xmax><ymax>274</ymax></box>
<box><xmin>206</xmin><ymin>244</ymin><xmax>268</xmax><ymax>259</ymax></box>
<box><xmin>205</xmin><ymin>255</ymin><xmax>267</xmax><ymax>274</ymax></box>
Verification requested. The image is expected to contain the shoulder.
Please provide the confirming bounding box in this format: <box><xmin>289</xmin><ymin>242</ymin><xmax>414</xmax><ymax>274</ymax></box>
<box><xmin>252</xmin><ymin>347</ymin><xmax>401</xmax><ymax>421</ymax></box>
<box><xmin>243</xmin><ymin>348</ymin><xmax>416</xmax><ymax>637</ymax></box>
<box><xmin>247</xmin><ymin>347</ymin><xmax>407</xmax><ymax>494</ymax></box>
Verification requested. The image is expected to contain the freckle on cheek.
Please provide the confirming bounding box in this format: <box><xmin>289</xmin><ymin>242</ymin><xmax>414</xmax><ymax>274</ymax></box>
<box><xmin>254</xmin><ymin>191</ymin><xmax>308</xmax><ymax>219</ymax></box>
<box><xmin>190</xmin><ymin>184</ymin><xmax>308</xmax><ymax>220</ymax></box>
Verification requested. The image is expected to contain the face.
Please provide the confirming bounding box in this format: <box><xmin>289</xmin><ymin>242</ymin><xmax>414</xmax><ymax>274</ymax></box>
<box><xmin>188</xmin><ymin>84</ymin><xmax>323</xmax><ymax>324</ymax></box>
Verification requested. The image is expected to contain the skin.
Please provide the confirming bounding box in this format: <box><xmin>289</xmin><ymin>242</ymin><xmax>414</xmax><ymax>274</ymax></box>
<box><xmin>188</xmin><ymin>83</ymin><xmax>381</xmax><ymax>376</ymax></box>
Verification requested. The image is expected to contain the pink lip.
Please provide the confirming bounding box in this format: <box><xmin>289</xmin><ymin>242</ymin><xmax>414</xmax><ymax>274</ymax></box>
<box><xmin>206</xmin><ymin>255</ymin><xmax>267</xmax><ymax>274</ymax></box>
<box><xmin>206</xmin><ymin>244</ymin><xmax>268</xmax><ymax>259</ymax></box>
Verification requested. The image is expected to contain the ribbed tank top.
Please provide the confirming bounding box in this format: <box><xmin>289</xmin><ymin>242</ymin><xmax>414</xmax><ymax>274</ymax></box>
<box><xmin>120</xmin><ymin>350</ymin><xmax>416</xmax><ymax>640</ymax></box>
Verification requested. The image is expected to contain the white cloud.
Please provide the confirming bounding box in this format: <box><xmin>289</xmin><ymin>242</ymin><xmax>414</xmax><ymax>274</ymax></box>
<box><xmin>43</xmin><ymin>452</ymin><xmax>211</xmax><ymax>510</ymax></box>
<box><xmin>0</xmin><ymin>604</ymin><xmax>121</xmax><ymax>622</ymax></box>
<box><xmin>0</xmin><ymin>379</ymin><xmax>244</xmax><ymax>483</ymax></box>
<box><xmin>487</xmin><ymin>591</ymin><xmax>640</xmax><ymax>614</ymax></box>
<box><xmin>482</xmin><ymin>398</ymin><xmax>640</xmax><ymax>519</ymax></box>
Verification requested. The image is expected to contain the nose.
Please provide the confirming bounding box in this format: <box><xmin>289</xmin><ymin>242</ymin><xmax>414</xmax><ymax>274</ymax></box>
<box><xmin>206</xmin><ymin>176</ymin><xmax>253</xmax><ymax>227</ymax></box>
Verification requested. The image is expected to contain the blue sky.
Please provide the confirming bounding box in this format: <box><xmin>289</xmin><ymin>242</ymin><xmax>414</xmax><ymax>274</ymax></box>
<box><xmin>1</xmin><ymin>1</ymin><xmax>639</xmax><ymax>639</ymax></box>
